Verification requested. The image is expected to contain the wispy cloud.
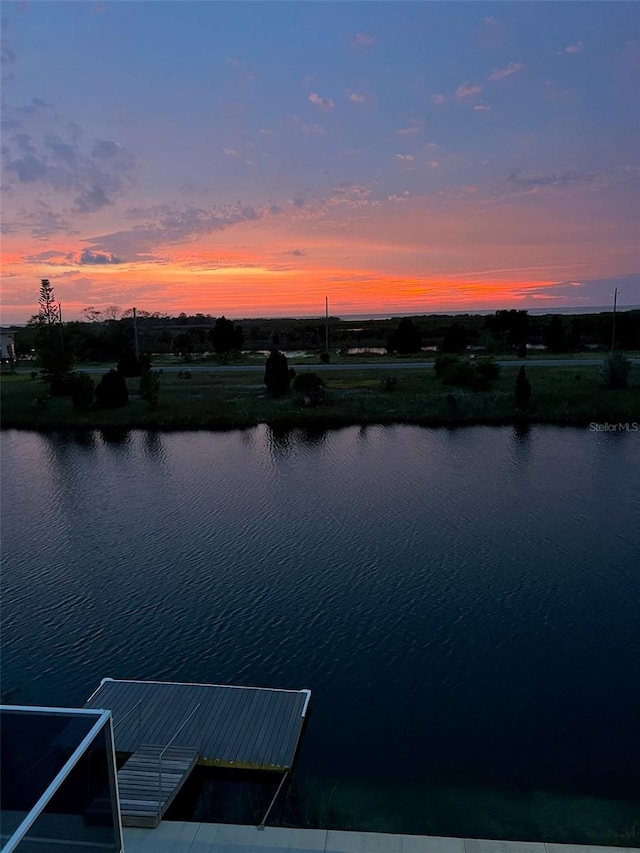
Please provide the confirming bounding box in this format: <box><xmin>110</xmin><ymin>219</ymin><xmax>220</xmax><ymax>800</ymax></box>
<box><xmin>564</xmin><ymin>41</ymin><xmax>584</xmax><ymax>54</ymax></box>
<box><xmin>348</xmin><ymin>92</ymin><xmax>367</xmax><ymax>103</ymax></box>
<box><xmin>395</xmin><ymin>154</ymin><xmax>415</xmax><ymax>161</ymax></box>
<box><xmin>488</xmin><ymin>61</ymin><xmax>524</xmax><ymax>81</ymax></box>
<box><xmin>473</xmin><ymin>104</ymin><xmax>492</xmax><ymax>111</ymax></box>
<box><xmin>309</xmin><ymin>92</ymin><xmax>335</xmax><ymax>111</ymax></box>
<box><xmin>284</xmin><ymin>248</ymin><xmax>306</xmax><ymax>256</ymax></box>
<box><xmin>426</xmin><ymin>160</ymin><xmax>440</xmax><ymax>168</ymax></box>
<box><xmin>456</xmin><ymin>82</ymin><xmax>482</xmax><ymax>99</ymax></box>
<box><xmin>397</xmin><ymin>118</ymin><xmax>424</xmax><ymax>136</ymax></box>
<box><xmin>476</xmin><ymin>15</ymin><xmax>506</xmax><ymax>48</ymax></box>
<box><xmin>507</xmin><ymin>168</ymin><xmax>600</xmax><ymax>191</ymax></box>
<box><xmin>222</xmin><ymin>148</ymin><xmax>240</xmax><ymax>157</ymax></box>
<box><xmin>258</xmin><ymin>128</ymin><xmax>274</xmax><ymax>136</ymax></box>
<box><xmin>226</xmin><ymin>57</ymin><xmax>245</xmax><ymax>68</ymax></box>
<box><xmin>431</xmin><ymin>94</ymin><xmax>445</xmax><ymax>105</ymax></box>
<box><xmin>352</xmin><ymin>32</ymin><xmax>375</xmax><ymax>47</ymax></box>
<box><xmin>300</xmin><ymin>123</ymin><xmax>326</xmax><ymax>135</ymax></box>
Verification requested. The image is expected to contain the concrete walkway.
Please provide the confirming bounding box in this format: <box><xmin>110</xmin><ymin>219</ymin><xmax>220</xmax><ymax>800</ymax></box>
<box><xmin>122</xmin><ymin>821</ymin><xmax>639</xmax><ymax>853</ymax></box>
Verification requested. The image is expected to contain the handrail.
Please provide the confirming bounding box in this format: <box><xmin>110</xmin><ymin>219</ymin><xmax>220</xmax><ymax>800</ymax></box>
<box><xmin>113</xmin><ymin>700</ymin><xmax>142</xmax><ymax>730</ymax></box>
<box><xmin>157</xmin><ymin>702</ymin><xmax>201</xmax><ymax>816</ymax></box>
<box><xmin>113</xmin><ymin>700</ymin><xmax>143</xmax><ymax>747</ymax></box>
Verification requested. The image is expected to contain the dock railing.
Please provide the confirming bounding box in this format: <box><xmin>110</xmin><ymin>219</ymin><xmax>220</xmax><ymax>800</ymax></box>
<box><xmin>157</xmin><ymin>702</ymin><xmax>201</xmax><ymax>818</ymax></box>
<box><xmin>113</xmin><ymin>699</ymin><xmax>143</xmax><ymax>748</ymax></box>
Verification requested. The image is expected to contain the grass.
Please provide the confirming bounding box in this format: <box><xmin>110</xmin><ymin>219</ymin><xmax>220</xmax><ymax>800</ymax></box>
<box><xmin>1</xmin><ymin>365</ymin><xmax>638</xmax><ymax>431</ymax></box>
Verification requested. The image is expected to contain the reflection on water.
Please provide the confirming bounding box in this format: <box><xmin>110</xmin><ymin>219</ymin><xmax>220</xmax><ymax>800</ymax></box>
<box><xmin>1</xmin><ymin>425</ymin><xmax>639</xmax><ymax>842</ymax></box>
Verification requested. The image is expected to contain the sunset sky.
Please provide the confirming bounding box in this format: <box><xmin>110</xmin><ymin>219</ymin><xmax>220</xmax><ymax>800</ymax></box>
<box><xmin>1</xmin><ymin>1</ymin><xmax>639</xmax><ymax>323</ymax></box>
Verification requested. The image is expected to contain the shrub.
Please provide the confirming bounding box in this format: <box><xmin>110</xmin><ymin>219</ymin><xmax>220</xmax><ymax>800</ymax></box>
<box><xmin>117</xmin><ymin>350</ymin><xmax>151</xmax><ymax>378</ymax></box>
<box><xmin>600</xmin><ymin>352</ymin><xmax>631</xmax><ymax>389</ymax></box>
<box><xmin>475</xmin><ymin>358</ymin><xmax>501</xmax><ymax>381</ymax></box>
<box><xmin>264</xmin><ymin>349</ymin><xmax>291</xmax><ymax>397</ymax></box>
<box><xmin>140</xmin><ymin>369</ymin><xmax>161</xmax><ymax>410</ymax></box>
<box><xmin>515</xmin><ymin>365</ymin><xmax>532</xmax><ymax>409</ymax></box>
<box><xmin>379</xmin><ymin>373</ymin><xmax>397</xmax><ymax>391</ymax></box>
<box><xmin>434</xmin><ymin>355</ymin><xmax>461</xmax><ymax>378</ymax></box>
<box><xmin>293</xmin><ymin>372</ymin><xmax>326</xmax><ymax>405</ymax></box>
<box><xmin>442</xmin><ymin>360</ymin><xmax>483</xmax><ymax>389</ymax></box>
<box><xmin>70</xmin><ymin>373</ymin><xmax>95</xmax><ymax>412</ymax></box>
<box><xmin>319</xmin><ymin>351</ymin><xmax>330</xmax><ymax>364</ymax></box>
<box><xmin>95</xmin><ymin>369</ymin><xmax>129</xmax><ymax>409</ymax></box>
<box><xmin>49</xmin><ymin>372</ymin><xmax>75</xmax><ymax>397</ymax></box>
<box><xmin>517</xmin><ymin>342</ymin><xmax>528</xmax><ymax>359</ymax></box>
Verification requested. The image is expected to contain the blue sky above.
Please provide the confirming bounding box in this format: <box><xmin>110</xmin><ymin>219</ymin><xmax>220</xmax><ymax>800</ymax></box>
<box><xmin>2</xmin><ymin>1</ymin><xmax>639</xmax><ymax>319</ymax></box>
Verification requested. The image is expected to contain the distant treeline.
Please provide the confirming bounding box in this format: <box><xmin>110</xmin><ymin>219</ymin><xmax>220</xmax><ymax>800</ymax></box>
<box><xmin>9</xmin><ymin>308</ymin><xmax>640</xmax><ymax>361</ymax></box>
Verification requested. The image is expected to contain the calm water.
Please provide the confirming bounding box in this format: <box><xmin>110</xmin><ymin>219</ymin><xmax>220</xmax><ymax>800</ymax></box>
<box><xmin>2</xmin><ymin>425</ymin><xmax>639</xmax><ymax>842</ymax></box>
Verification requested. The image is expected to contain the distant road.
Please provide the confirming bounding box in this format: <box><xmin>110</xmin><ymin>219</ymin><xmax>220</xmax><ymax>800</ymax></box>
<box><xmin>27</xmin><ymin>357</ymin><xmax>638</xmax><ymax>375</ymax></box>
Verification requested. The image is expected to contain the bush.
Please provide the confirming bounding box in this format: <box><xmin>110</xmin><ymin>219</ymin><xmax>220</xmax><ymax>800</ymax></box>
<box><xmin>517</xmin><ymin>342</ymin><xmax>528</xmax><ymax>359</ymax></box>
<box><xmin>70</xmin><ymin>373</ymin><xmax>95</xmax><ymax>412</ymax></box>
<box><xmin>475</xmin><ymin>358</ymin><xmax>501</xmax><ymax>380</ymax></box>
<box><xmin>95</xmin><ymin>369</ymin><xmax>129</xmax><ymax>409</ymax></box>
<box><xmin>319</xmin><ymin>351</ymin><xmax>330</xmax><ymax>364</ymax></box>
<box><xmin>117</xmin><ymin>350</ymin><xmax>151</xmax><ymax>378</ymax></box>
<box><xmin>515</xmin><ymin>365</ymin><xmax>532</xmax><ymax>409</ymax></box>
<box><xmin>139</xmin><ymin>369</ymin><xmax>161</xmax><ymax>410</ymax></box>
<box><xmin>379</xmin><ymin>373</ymin><xmax>397</xmax><ymax>391</ymax></box>
<box><xmin>442</xmin><ymin>361</ymin><xmax>484</xmax><ymax>389</ymax></box>
<box><xmin>49</xmin><ymin>372</ymin><xmax>75</xmax><ymax>397</ymax></box>
<box><xmin>293</xmin><ymin>372</ymin><xmax>326</xmax><ymax>405</ymax></box>
<box><xmin>600</xmin><ymin>352</ymin><xmax>631</xmax><ymax>389</ymax></box>
<box><xmin>434</xmin><ymin>355</ymin><xmax>462</xmax><ymax>379</ymax></box>
<box><xmin>264</xmin><ymin>350</ymin><xmax>291</xmax><ymax>397</ymax></box>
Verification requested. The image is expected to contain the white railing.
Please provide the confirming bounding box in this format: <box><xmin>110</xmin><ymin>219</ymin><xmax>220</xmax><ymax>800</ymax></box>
<box><xmin>157</xmin><ymin>703</ymin><xmax>201</xmax><ymax>817</ymax></box>
<box><xmin>113</xmin><ymin>700</ymin><xmax>143</xmax><ymax>748</ymax></box>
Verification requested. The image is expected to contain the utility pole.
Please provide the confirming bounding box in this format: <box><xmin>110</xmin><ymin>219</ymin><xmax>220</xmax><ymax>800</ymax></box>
<box><xmin>133</xmin><ymin>306</ymin><xmax>140</xmax><ymax>358</ymax></box>
<box><xmin>610</xmin><ymin>288</ymin><xmax>617</xmax><ymax>353</ymax></box>
<box><xmin>325</xmin><ymin>296</ymin><xmax>329</xmax><ymax>353</ymax></box>
<box><xmin>58</xmin><ymin>302</ymin><xmax>64</xmax><ymax>351</ymax></box>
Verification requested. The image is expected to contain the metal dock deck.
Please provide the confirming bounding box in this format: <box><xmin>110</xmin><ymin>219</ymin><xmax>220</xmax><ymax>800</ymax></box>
<box><xmin>85</xmin><ymin>678</ymin><xmax>311</xmax><ymax>772</ymax></box>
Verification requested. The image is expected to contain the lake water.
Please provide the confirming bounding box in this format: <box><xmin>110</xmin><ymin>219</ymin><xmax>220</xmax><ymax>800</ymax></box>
<box><xmin>1</xmin><ymin>425</ymin><xmax>639</xmax><ymax>843</ymax></box>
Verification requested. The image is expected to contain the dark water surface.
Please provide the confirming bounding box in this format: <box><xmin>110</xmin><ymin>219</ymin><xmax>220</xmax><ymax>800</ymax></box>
<box><xmin>2</xmin><ymin>425</ymin><xmax>639</xmax><ymax>842</ymax></box>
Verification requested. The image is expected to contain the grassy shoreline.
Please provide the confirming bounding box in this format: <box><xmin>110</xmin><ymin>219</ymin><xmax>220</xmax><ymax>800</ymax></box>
<box><xmin>1</xmin><ymin>365</ymin><xmax>638</xmax><ymax>432</ymax></box>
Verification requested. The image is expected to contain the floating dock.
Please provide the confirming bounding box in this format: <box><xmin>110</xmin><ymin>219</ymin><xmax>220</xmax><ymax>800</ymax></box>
<box><xmin>85</xmin><ymin>678</ymin><xmax>311</xmax><ymax>829</ymax></box>
<box><xmin>85</xmin><ymin>678</ymin><xmax>311</xmax><ymax>772</ymax></box>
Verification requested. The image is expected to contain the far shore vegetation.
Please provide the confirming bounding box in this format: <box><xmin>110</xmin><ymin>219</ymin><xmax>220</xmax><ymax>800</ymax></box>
<box><xmin>1</xmin><ymin>283</ymin><xmax>638</xmax><ymax>431</ymax></box>
<box><xmin>2</xmin><ymin>363</ymin><xmax>638</xmax><ymax>431</ymax></box>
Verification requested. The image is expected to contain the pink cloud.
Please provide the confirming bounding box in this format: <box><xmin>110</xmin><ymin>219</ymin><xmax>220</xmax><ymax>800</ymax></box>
<box><xmin>353</xmin><ymin>32</ymin><xmax>375</xmax><ymax>47</ymax></box>
<box><xmin>431</xmin><ymin>94</ymin><xmax>446</xmax><ymax>105</ymax></box>
<box><xmin>456</xmin><ymin>82</ymin><xmax>482</xmax><ymax>99</ymax></box>
<box><xmin>488</xmin><ymin>61</ymin><xmax>525</xmax><ymax>81</ymax></box>
<box><xmin>348</xmin><ymin>92</ymin><xmax>367</xmax><ymax>103</ymax></box>
<box><xmin>473</xmin><ymin>104</ymin><xmax>492</xmax><ymax>111</ymax></box>
<box><xmin>309</xmin><ymin>92</ymin><xmax>335</xmax><ymax>111</ymax></box>
<box><xmin>565</xmin><ymin>41</ymin><xmax>584</xmax><ymax>53</ymax></box>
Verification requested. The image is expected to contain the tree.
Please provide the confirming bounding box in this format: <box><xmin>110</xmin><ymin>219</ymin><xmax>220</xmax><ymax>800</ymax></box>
<box><xmin>387</xmin><ymin>318</ymin><xmax>422</xmax><ymax>354</ymax></box>
<box><xmin>211</xmin><ymin>317</ymin><xmax>244</xmax><ymax>353</ymax></box>
<box><xmin>600</xmin><ymin>353</ymin><xmax>631</xmax><ymax>389</ymax></box>
<box><xmin>35</xmin><ymin>279</ymin><xmax>74</xmax><ymax>387</ymax></box>
<box><xmin>95</xmin><ymin>370</ymin><xmax>129</xmax><ymax>408</ymax></box>
<box><xmin>70</xmin><ymin>373</ymin><xmax>95</xmax><ymax>412</ymax></box>
<box><xmin>264</xmin><ymin>349</ymin><xmax>291</xmax><ymax>396</ymax></box>
<box><xmin>293</xmin><ymin>372</ymin><xmax>326</xmax><ymax>405</ymax></box>
<box><xmin>440</xmin><ymin>322</ymin><xmax>467</xmax><ymax>353</ymax></box>
<box><xmin>515</xmin><ymin>366</ymin><xmax>532</xmax><ymax>409</ymax></box>
<box><xmin>484</xmin><ymin>310</ymin><xmax>529</xmax><ymax>349</ymax></box>
<box><xmin>543</xmin><ymin>315</ymin><xmax>568</xmax><ymax>352</ymax></box>
<box><xmin>140</xmin><ymin>369</ymin><xmax>161</xmax><ymax>409</ymax></box>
